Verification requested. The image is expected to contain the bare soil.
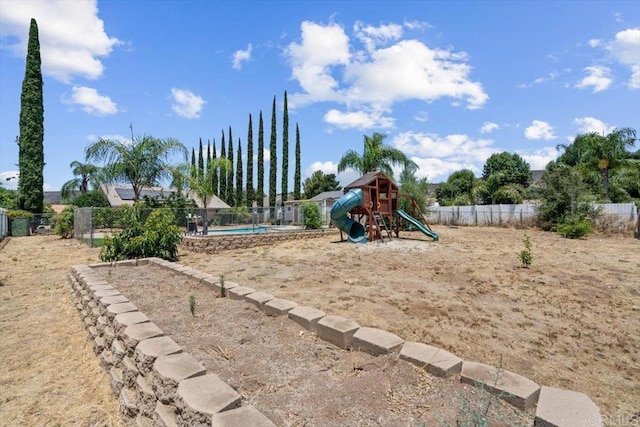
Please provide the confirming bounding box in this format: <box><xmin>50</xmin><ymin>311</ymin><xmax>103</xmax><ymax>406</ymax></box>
<box><xmin>0</xmin><ymin>226</ymin><xmax>638</xmax><ymax>426</ymax></box>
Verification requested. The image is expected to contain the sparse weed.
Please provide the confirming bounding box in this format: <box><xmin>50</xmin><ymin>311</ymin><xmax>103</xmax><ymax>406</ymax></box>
<box><xmin>188</xmin><ymin>295</ymin><xmax>196</xmax><ymax>316</ymax></box>
<box><xmin>518</xmin><ymin>233</ymin><xmax>532</xmax><ymax>268</ymax></box>
<box><xmin>220</xmin><ymin>274</ymin><xmax>226</xmax><ymax>298</ymax></box>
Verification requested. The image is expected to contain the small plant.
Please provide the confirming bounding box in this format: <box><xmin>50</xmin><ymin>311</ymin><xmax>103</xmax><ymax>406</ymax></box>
<box><xmin>518</xmin><ymin>233</ymin><xmax>532</xmax><ymax>268</ymax></box>
<box><xmin>53</xmin><ymin>205</ymin><xmax>76</xmax><ymax>238</ymax></box>
<box><xmin>188</xmin><ymin>295</ymin><xmax>196</xmax><ymax>316</ymax></box>
<box><xmin>302</xmin><ymin>202</ymin><xmax>322</xmax><ymax>229</ymax></box>
<box><xmin>555</xmin><ymin>215</ymin><xmax>593</xmax><ymax>239</ymax></box>
<box><xmin>219</xmin><ymin>274</ymin><xmax>226</xmax><ymax>298</ymax></box>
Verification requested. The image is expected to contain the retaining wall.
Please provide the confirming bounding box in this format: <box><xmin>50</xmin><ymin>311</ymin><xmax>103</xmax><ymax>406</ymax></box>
<box><xmin>180</xmin><ymin>229</ymin><xmax>326</xmax><ymax>254</ymax></box>
<box><xmin>70</xmin><ymin>258</ymin><xmax>603</xmax><ymax>427</ymax></box>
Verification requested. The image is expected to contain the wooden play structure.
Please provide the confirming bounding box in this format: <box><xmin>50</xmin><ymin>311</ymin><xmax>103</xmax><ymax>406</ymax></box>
<box><xmin>335</xmin><ymin>171</ymin><xmax>438</xmax><ymax>243</ymax></box>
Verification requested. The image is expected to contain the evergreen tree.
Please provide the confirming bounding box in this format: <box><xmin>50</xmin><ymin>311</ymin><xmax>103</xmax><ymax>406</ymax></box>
<box><xmin>236</xmin><ymin>138</ymin><xmax>243</xmax><ymax>206</ymax></box>
<box><xmin>227</xmin><ymin>127</ymin><xmax>235</xmax><ymax>206</ymax></box>
<box><xmin>219</xmin><ymin>131</ymin><xmax>227</xmax><ymax>203</ymax></box>
<box><xmin>257</xmin><ymin>111</ymin><xmax>264</xmax><ymax>206</ymax></box>
<box><xmin>246</xmin><ymin>114</ymin><xmax>254</xmax><ymax>208</ymax></box>
<box><xmin>198</xmin><ymin>138</ymin><xmax>204</xmax><ymax>180</ymax></box>
<box><xmin>190</xmin><ymin>148</ymin><xmax>196</xmax><ymax>181</ymax></box>
<box><xmin>294</xmin><ymin>123</ymin><xmax>301</xmax><ymax>200</ymax></box>
<box><xmin>281</xmin><ymin>90</ymin><xmax>289</xmax><ymax>202</ymax></box>
<box><xmin>269</xmin><ymin>96</ymin><xmax>277</xmax><ymax>218</ymax></box>
<box><xmin>211</xmin><ymin>139</ymin><xmax>218</xmax><ymax>196</ymax></box>
<box><xmin>17</xmin><ymin>18</ymin><xmax>45</xmax><ymax>213</ymax></box>
<box><xmin>206</xmin><ymin>140</ymin><xmax>211</xmax><ymax>176</ymax></box>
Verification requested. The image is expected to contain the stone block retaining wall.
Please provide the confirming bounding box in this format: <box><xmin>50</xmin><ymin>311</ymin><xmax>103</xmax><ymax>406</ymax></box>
<box><xmin>180</xmin><ymin>229</ymin><xmax>326</xmax><ymax>254</ymax></box>
<box><xmin>70</xmin><ymin>258</ymin><xmax>602</xmax><ymax>427</ymax></box>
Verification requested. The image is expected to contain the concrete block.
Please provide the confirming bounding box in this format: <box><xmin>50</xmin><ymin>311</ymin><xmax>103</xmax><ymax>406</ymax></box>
<box><xmin>88</xmin><ymin>325</ymin><xmax>98</xmax><ymax>338</ymax></box>
<box><xmin>316</xmin><ymin>315</ymin><xmax>360</xmax><ymax>349</ymax></box>
<box><xmin>99</xmin><ymin>295</ymin><xmax>130</xmax><ymax>311</ymax></box>
<box><xmin>264</xmin><ymin>299</ymin><xmax>298</xmax><ymax>316</ymax></box>
<box><xmin>135</xmin><ymin>336</ymin><xmax>183</xmax><ymax>376</ymax></box>
<box><xmin>119</xmin><ymin>387</ymin><xmax>139</xmax><ymax>419</ymax></box>
<box><xmin>135</xmin><ymin>414</ymin><xmax>153</xmax><ymax>427</ymax></box>
<box><xmin>123</xmin><ymin>323</ymin><xmax>164</xmax><ymax>351</ymax></box>
<box><xmin>96</xmin><ymin>316</ymin><xmax>108</xmax><ymax>336</ymax></box>
<box><xmin>122</xmin><ymin>356</ymin><xmax>139</xmax><ymax>388</ymax></box>
<box><xmin>93</xmin><ymin>289</ymin><xmax>121</xmax><ymax>300</ymax></box>
<box><xmin>352</xmin><ymin>327</ymin><xmax>404</xmax><ymax>356</ymax></box>
<box><xmin>175</xmin><ymin>374</ymin><xmax>241</xmax><ymax>425</ymax></box>
<box><xmin>227</xmin><ymin>286</ymin><xmax>255</xmax><ymax>300</ymax></box>
<box><xmin>211</xmin><ymin>405</ymin><xmax>276</xmax><ymax>427</ymax></box>
<box><xmin>288</xmin><ymin>306</ymin><xmax>326</xmax><ymax>332</ymax></box>
<box><xmin>104</xmin><ymin>326</ymin><xmax>116</xmax><ymax>348</ymax></box>
<box><xmin>112</xmin><ymin>338</ymin><xmax>126</xmax><ymax>366</ymax></box>
<box><xmin>93</xmin><ymin>336</ymin><xmax>105</xmax><ymax>356</ymax></box>
<box><xmin>136</xmin><ymin>374</ymin><xmax>157</xmax><ymax>418</ymax></box>
<box><xmin>152</xmin><ymin>353</ymin><xmax>206</xmax><ymax>404</ymax></box>
<box><xmin>154</xmin><ymin>401</ymin><xmax>177</xmax><ymax>427</ymax></box>
<box><xmin>460</xmin><ymin>361</ymin><xmax>540</xmax><ymax>410</ymax></box>
<box><xmin>244</xmin><ymin>291</ymin><xmax>274</xmax><ymax>309</ymax></box>
<box><xmin>534</xmin><ymin>386</ymin><xmax>602</xmax><ymax>427</ymax></box>
<box><xmin>109</xmin><ymin>366</ymin><xmax>124</xmax><ymax>395</ymax></box>
<box><xmin>399</xmin><ymin>342</ymin><xmax>463</xmax><ymax>378</ymax></box>
<box><xmin>100</xmin><ymin>349</ymin><xmax>114</xmax><ymax>370</ymax></box>
<box><xmin>114</xmin><ymin>311</ymin><xmax>150</xmax><ymax>337</ymax></box>
<box><xmin>106</xmin><ymin>302</ymin><xmax>138</xmax><ymax>321</ymax></box>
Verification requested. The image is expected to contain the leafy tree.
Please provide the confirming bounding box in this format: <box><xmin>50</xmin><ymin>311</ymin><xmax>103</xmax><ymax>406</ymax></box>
<box><xmin>0</xmin><ymin>186</ymin><xmax>17</xmax><ymax>209</ymax></box>
<box><xmin>435</xmin><ymin>169</ymin><xmax>477</xmax><ymax>206</ymax></box>
<box><xmin>85</xmin><ymin>132</ymin><xmax>187</xmax><ymax>202</ymax></box>
<box><xmin>294</xmin><ymin>123</ymin><xmax>301</xmax><ymax>200</ymax></box>
<box><xmin>246</xmin><ymin>114</ymin><xmax>254</xmax><ymax>207</ymax></box>
<box><xmin>61</xmin><ymin>160</ymin><xmax>101</xmax><ymax>200</ymax></box>
<box><xmin>198</xmin><ymin>138</ymin><xmax>204</xmax><ymax>180</ymax></box>
<box><xmin>211</xmin><ymin>140</ymin><xmax>218</xmax><ymax>196</ymax></box>
<box><xmin>257</xmin><ymin>111</ymin><xmax>264</xmax><ymax>206</ymax></box>
<box><xmin>398</xmin><ymin>164</ymin><xmax>430</xmax><ymax>213</ymax></box>
<box><xmin>338</xmin><ymin>132</ymin><xmax>416</xmax><ymax>178</ymax></box>
<box><xmin>481</xmin><ymin>152</ymin><xmax>531</xmax><ymax>204</ymax></box>
<box><xmin>227</xmin><ymin>127</ymin><xmax>235</xmax><ymax>206</ymax></box>
<box><xmin>269</xmin><ymin>96</ymin><xmax>277</xmax><ymax>217</ymax></box>
<box><xmin>168</xmin><ymin>163</ymin><xmax>191</xmax><ymax>196</ymax></box>
<box><xmin>53</xmin><ymin>205</ymin><xmax>75</xmax><ymax>238</ymax></box>
<box><xmin>190</xmin><ymin>157</ymin><xmax>232</xmax><ymax>228</ymax></box>
<box><xmin>219</xmin><ymin>131</ymin><xmax>227</xmax><ymax>203</ymax></box>
<box><xmin>303</xmin><ymin>170</ymin><xmax>342</xmax><ymax>199</ymax></box>
<box><xmin>236</xmin><ymin>138</ymin><xmax>244</xmax><ymax>206</ymax></box>
<box><xmin>302</xmin><ymin>202</ymin><xmax>322</xmax><ymax>229</ymax></box>
<box><xmin>281</xmin><ymin>90</ymin><xmax>289</xmax><ymax>201</ymax></box>
<box><xmin>17</xmin><ymin>19</ymin><xmax>45</xmax><ymax>213</ymax></box>
<box><xmin>190</xmin><ymin>148</ymin><xmax>196</xmax><ymax>181</ymax></box>
<box><xmin>71</xmin><ymin>190</ymin><xmax>110</xmax><ymax>207</ymax></box>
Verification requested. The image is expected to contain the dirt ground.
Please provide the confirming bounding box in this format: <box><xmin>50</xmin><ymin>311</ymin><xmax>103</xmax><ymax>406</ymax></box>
<box><xmin>0</xmin><ymin>226</ymin><xmax>638</xmax><ymax>426</ymax></box>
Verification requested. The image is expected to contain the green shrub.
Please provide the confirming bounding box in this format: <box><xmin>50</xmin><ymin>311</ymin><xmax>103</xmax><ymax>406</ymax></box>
<box><xmin>6</xmin><ymin>209</ymin><xmax>33</xmax><ymax>220</ymax></box>
<box><xmin>518</xmin><ymin>233</ymin><xmax>532</xmax><ymax>268</ymax></box>
<box><xmin>71</xmin><ymin>190</ymin><xmax>110</xmax><ymax>207</ymax></box>
<box><xmin>302</xmin><ymin>202</ymin><xmax>322</xmax><ymax>229</ymax></box>
<box><xmin>100</xmin><ymin>207</ymin><xmax>182</xmax><ymax>262</ymax></box>
<box><xmin>555</xmin><ymin>216</ymin><xmax>593</xmax><ymax>239</ymax></box>
<box><xmin>53</xmin><ymin>205</ymin><xmax>75</xmax><ymax>238</ymax></box>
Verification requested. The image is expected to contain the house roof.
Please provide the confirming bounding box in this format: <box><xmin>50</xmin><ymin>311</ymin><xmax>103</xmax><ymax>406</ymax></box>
<box><xmin>309</xmin><ymin>190</ymin><xmax>344</xmax><ymax>201</ymax></box>
<box><xmin>100</xmin><ymin>184</ymin><xmax>230</xmax><ymax>209</ymax></box>
<box><xmin>344</xmin><ymin>171</ymin><xmax>398</xmax><ymax>191</ymax></box>
<box><xmin>43</xmin><ymin>191</ymin><xmax>64</xmax><ymax>205</ymax></box>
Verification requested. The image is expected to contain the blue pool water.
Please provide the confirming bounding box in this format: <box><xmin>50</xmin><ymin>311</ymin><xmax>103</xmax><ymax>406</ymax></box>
<box><xmin>207</xmin><ymin>226</ymin><xmax>267</xmax><ymax>235</ymax></box>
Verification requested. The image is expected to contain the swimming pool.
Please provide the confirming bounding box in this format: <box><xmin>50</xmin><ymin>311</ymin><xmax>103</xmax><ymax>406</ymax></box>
<box><xmin>206</xmin><ymin>226</ymin><xmax>268</xmax><ymax>235</ymax></box>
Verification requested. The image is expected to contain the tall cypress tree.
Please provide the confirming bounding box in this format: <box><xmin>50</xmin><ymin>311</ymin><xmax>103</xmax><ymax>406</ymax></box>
<box><xmin>269</xmin><ymin>96</ymin><xmax>277</xmax><ymax>219</ymax></box>
<box><xmin>211</xmin><ymin>139</ymin><xmax>218</xmax><ymax>196</ymax></box>
<box><xmin>257</xmin><ymin>111</ymin><xmax>264</xmax><ymax>207</ymax></box>
<box><xmin>198</xmin><ymin>138</ymin><xmax>204</xmax><ymax>180</ymax></box>
<box><xmin>206</xmin><ymin>140</ymin><xmax>211</xmax><ymax>173</ymax></box>
<box><xmin>190</xmin><ymin>148</ymin><xmax>197</xmax><ymax>181</ymax></box>
<box><xmin>246</xmin><ymin>114</ymin><xmax>254</xmax><ymax>208</ymax></box>
<box><xmin>294</xmin><ymin>123</ymin><xmax>301</xmax><ymax>200</ymax></box>
<box><xmin>219</xmin><ymin>131</ymin><xmax>227</xmax><ymax>203</ymax></box>
<box><xmin>281</xmin><ymin>91</ymin><xmax>289</xmax><ymax>203</ymax></box>
<box><xmin>17</xmin><ymin>18</ymin><xmax>44</xmax><ymax>213</ymax></box>
<box><xmin>236</xmin><ymin>138</ymin><xmax>243</xmax><ymax>206</ymax></box>
<box><xmin>227</xmin><ymin>127</ymin><xmax>235</xmax><ymax>206</ymax></box>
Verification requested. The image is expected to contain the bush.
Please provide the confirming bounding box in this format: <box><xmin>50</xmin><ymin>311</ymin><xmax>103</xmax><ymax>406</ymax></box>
<box><xmin>302</xmin><ymin>202</ymin><xmax>322</xmax><ymax>229</ymax></box>
<box><xmin>6</xmin><ymin>209</ymin><xmax>33</xmax><ymax>220</ymax></box>
<box><xmin>71</xmin><ymin>190</ymin><xmax>110</xmax><ymax>207</ymax></box>
<box><xmin>555</xmin><ymin>216</ymin><xmax>594</xmax><ymax>239</ymax></box>
<box><xmin>100</xmin><ymin>207</ymin><xmax>182</xmax><ymax>261</ymax></box>
<box><xmin>53</xmin><ymin>205</ymin><xmax>75</xmax><ymax>238</ymax></box>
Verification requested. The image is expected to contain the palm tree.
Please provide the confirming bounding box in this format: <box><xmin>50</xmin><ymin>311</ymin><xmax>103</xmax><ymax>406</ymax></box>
<box><xmin>189</xmin><ymin>157</ymin><xmax>231</xmax><ymax>230</ymax></box>
<box><xmin>337</xmin><ymin>132</ymin><xmax>417</xmax><ymax>178</ymax></box>
<box><xmin>85</xmin><ymin>133</ymin><xmax>187</xmax><ymax>202</ymax></box>
<box><xmin>60</xmin><ymin>160</ymin><xmax>101</xmax><ymax>200</ymax></box>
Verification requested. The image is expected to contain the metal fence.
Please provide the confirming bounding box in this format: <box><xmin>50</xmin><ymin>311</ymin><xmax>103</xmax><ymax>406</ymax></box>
<box><xmin>0</xmin><ymin>208</ymin><xmax>7</xmax><ymax>240</ymax></box>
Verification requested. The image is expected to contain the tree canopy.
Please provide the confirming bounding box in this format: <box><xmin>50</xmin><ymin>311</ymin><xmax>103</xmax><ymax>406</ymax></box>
<box><xmin>338</xmin><ymin>132</ymin><xmax>416</xmax><ymax>178</ymax></box>
<box><xmin>61</xmin><ymin>160</ymin><xmax>101</xmax><ymax>200</ymax></box>
<box><xmin>302</xmin><ymin>170</ymin><xmax>342</xmax><ymax>199</ymax></box>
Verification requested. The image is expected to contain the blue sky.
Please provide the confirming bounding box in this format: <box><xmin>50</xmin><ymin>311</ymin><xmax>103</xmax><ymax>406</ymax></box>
<box><xmin>1</xmin><ymin>0</ymin><xmax>639</xmax><ymax>193</ymax></box>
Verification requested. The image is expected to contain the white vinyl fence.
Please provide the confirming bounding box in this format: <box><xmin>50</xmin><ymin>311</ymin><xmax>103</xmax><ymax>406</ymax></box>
<box><xmin>0</xmin><ymin>207</ymin><xmax>8</xmax><ymax>240</ymax></box>
<box><xmin>425</xmin><ymin>202</ymin><xmax>638</xmax><ymax>233</ymax></box>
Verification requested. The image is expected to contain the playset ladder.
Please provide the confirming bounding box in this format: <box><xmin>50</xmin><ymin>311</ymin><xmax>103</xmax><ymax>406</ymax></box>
<box><xmin>372</xmin><ymin>211</ymin><xmax>391</xmax><ymax>242</ymax></box>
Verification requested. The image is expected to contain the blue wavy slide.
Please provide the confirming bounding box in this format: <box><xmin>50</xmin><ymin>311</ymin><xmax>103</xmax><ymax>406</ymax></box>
<box><xmin>330</xmin><ymin>189</ymin><xmax>368</xmax><ymax>243</ymax></box>
<box><xmin>395</xmin><ymin>209</ymin><xmax>439</xmax><ymax>241</ymax></box>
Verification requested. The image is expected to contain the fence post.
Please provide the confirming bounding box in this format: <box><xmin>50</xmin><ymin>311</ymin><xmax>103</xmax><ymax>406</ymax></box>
<box><xmin>90</xmin><ymin>207</ymin><xmax>94</xmax><ymax>247</ymax></box>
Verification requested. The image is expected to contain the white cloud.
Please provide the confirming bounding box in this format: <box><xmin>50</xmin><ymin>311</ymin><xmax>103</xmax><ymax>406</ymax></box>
<box><xmin>232</xmin><ymin>43</ymin><xmax>252</xmax><ymax>70</ymax></box>
<box><xmin>518</xmin><ymin>71</ymin><xmax>559</xmax><ymax>88</ymax></box>
<box><xmin>480</xmin><ymin>122</ymin><xmax>499</xmax><ymax>134</ymax></box>
<box><xmin>0</xmin><ymin>171</ymin><xmax>19</xmax><ymax>189</ymax></box>
<box><xmin>518</xmin><ymin>147</ymin><xmax>558</xmax><ymax>170</ymax></box>
<box><xmin>324</xmin><ymin>109</ymin><xmax>394</xmax><ymax>129</ymax></box>
<box><xmin>170</xmin><ymin>88</ymin><xmax>205</xmax><ymax>119</ymax></box>
<box><xmin>525</xmin><ymin>120</ymin><xmax>556</xmax><ymax>140</ymax></box>
<box><xmin>306</xmin><ymin>160</ymin><xmax>338</xmax><ymax>176</ymax></box>
<box><xmin>588</xmin><ymin>39</ymin><xmax>602</xmax><ymax>48</ymax></box>
<box><xmin>285</xmin><ymin>20</ymin><xmax>488</xmax><ymax>130</ymax></box>
<box><xmin>63</xmin><ymin>86</ymin><xmax>118</xmax><ymax>115</ymax></box>
<box><xmin>0</xmin><ymin>0</ymin><xmax>120</xmax><ymax>83</ymax></box>
<box><xmin>413</xmin><ymin>111</ymin><xmax>429</xmax><ymax>122</ymax></box>
<box><xmin>573</xmin><ymin>117</ymin><xmax>616</xmax><ymax>135</ymax></box>
<box><xmin>263</xmin><ymin>149</ymin><xmax>270</xmax><ymax>162</ymax></box>
<box><xmin>606</xmin><ymin>28</ymin><xmax>640</xmax><ymax>89</ymax></box>
<box><xmin>575</xmin><ymin>65</ymin><xmax>612</xmax><ymax>92</ymax></box>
